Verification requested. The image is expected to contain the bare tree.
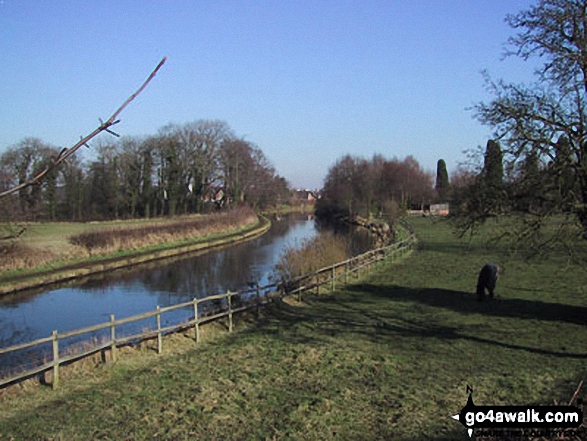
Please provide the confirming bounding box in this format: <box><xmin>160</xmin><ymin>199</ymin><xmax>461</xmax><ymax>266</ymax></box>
<box><xmin>473</xmin><ymin>0</ymin><xmax>587</xmax><ymax>245</ymax></box>
<box><xmin>317</xmin><ymin>154</ymin><xmax>434</xmax><ymax>221</ymax></box>
<box><xmin>0</xmin><ymin>138</ymin><xmax>62</xmax><ymax>219</ymax></box>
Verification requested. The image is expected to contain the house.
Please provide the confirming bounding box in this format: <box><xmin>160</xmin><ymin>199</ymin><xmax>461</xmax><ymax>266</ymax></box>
<box><xmin>292</xmin><ymin>189</ymin><xmax>320</xmax><ymax>201</ymax></box>
<box><xmin>407</xmin><ymin>203</ymin><xmax>450</xmax><ymax>216</ymax></box>
<box><xmin>202</xmin><ymin>186</ymin><xmax>227</xmax><ymax>206</ymax></box>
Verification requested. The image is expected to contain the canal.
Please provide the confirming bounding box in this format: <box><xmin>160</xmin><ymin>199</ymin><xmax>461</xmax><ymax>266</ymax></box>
<box><xmin>0</xmin><ymin>213</ymin><xmax>372</xmax><ymax>375</ymax></box>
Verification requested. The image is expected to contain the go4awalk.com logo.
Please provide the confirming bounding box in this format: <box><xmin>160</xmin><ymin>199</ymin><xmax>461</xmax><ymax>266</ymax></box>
<box><xmin>451</xmin><ymin>386</ymin><xmax>583</xmax><ymax>438</ymax></box>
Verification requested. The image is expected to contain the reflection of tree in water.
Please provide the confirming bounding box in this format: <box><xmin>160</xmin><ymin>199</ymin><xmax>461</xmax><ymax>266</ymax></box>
<box><xmin>0</xmin><ymin>215</ymin><xmax>323</xmax><ymax>375</ymax></box>
<box><xmin>72</xmin><ymin>214</ymin><xmax>300</xmax><ymax>300</ymax></box>
<box><xmin>139</xmin><ymin>214</ymin><xmax>310</xmax><ymax>302</ymax></box>
<box><xmin>0</xmin><ymin>320</ymin><xmax>44</xmax><ymax>377</ymax></box>
<box><xmin>0</xmin><ymin>319</ymin><xmax>35</xmax><ymax>349</ymax></box>
<box><xmin>315</xmin><ymin>217</ymin><xmax>374</xmax><ymax>256</ymax></box>
<box><xmin>146</xmin><ymin>252</ymin><xmax>228</xmax><ymax>301</ymax></box>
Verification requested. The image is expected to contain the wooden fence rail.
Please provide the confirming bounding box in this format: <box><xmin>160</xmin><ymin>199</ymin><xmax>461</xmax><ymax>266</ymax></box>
<box><xmin>0</xmin><ymin>231</ymin><xmax>415</xmax><ymax>389</ymax></box>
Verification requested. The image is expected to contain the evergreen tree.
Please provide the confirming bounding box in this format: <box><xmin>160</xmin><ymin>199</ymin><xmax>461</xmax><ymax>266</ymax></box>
<box><xmin>483</xmin><ymin>140</ymin><xmax>503</xmax><ymax>190</ymax></box>
<box><xmin>475</xmin><ymin>140</ymin><xmax>506</xmax><ymax>216</ymax></box>
<box><xmin>435</xmin><ymin>159</ymin><xmax>450</xmax><ymax>202</ymax></box>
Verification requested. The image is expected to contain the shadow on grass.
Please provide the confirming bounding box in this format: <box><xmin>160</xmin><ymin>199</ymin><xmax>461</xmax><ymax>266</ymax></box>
<box><xmin>349</xmin><ymin>284</ymin><xmax>587</xmax><ymax>327</ymax></box>
<box><xmin>417</xmin><ymin>240</ymin><xmax>476</xmax><ymax>256</ymax></box>
<box><xmin>254</xmin><ymin>286</ymin><xmax>587</xmax><ymax>360</ymax></box>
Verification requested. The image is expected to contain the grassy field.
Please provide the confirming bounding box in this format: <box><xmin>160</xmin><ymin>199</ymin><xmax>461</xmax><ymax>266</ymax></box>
<box><xmin>16</xmin><ymin>215</ymin><xmax>205</xmax><ymax>254</ymax></box>
<box><xmin>1</xmin><ymin>216</ymin><xmax>202</xmax><ymax>273</ymax></box>
<box><xmin>0</xmin><ymin>209</ymin><xmax>261</xmax><ymax>284</ymax></box>
<box><xmin>0</xmin><ymin>217</ymin><xmax>585</xmax><ymax>440</ymax></box>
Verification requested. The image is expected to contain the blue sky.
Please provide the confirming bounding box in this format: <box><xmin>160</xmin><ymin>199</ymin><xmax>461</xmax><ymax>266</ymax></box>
<box><xmin>1</xmin><ymin>0</ymin><xmax>536</xmax><ymax>189</ymax></box>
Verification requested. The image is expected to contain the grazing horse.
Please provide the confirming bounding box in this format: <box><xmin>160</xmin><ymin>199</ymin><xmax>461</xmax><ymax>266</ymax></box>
<box><xmin>476</xmin><ymin>262</ymin><xmax>500</xmax><ymax>301</ymax></box>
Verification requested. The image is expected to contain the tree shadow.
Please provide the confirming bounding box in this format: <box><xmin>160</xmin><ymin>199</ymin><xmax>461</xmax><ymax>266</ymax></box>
<box><xmin>347</xmin><ymin>284</ymin><xmax>587</xmax><ymax>327</ymax></box>
<box><xmin>248</xmin><ymin>287</ymin><xmax>587</xmax><ymax>360</ymax></box>
<box><xmin>417</xmin><ymin>240</ymin><xmax>473</xmax><ymax>254</ymax></box>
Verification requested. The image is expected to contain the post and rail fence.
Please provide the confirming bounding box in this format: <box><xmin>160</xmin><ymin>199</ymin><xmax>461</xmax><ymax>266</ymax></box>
<box><xmin>0</xmin><ymin>229</ymin><xmax>416</xmax><ymax>390</ymax></box>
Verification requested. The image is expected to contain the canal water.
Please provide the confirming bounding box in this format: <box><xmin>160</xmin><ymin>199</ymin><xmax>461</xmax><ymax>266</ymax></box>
<box><xmin>0</xmin><ymin>213</ymin><xmax>372</xmax><ymax>375</ymax></box>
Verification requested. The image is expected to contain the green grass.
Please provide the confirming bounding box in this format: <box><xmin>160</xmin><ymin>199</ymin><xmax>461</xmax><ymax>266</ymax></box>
<box><xmin>0</xmin><ymin>217</ymin><xmax>585</xmax><ymax>440</ymax></box>
<box><xmin>1</xmin><ymin>214</ymin><xmax>233</xmax><ymax>259</ymax></box>
<box><xmin>15</xmin><ymin>216</ymin><xmax>198</xmax><ymax>253</ymax></box>
<box><xmin>18</xmin><ymin>222</ymin><xmax>88</xmax><ymax>254</ymax></box>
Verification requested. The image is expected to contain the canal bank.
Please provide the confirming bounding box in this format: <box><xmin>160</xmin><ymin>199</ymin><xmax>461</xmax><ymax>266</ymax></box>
<box><xmin>0</xmin><ymin>216</ymin><xmax>271</xmax><ymax>296</ymax></box>
<box><xmin>0</xmin><ymin>213</ymin><xmax>320</xmax><ymax>375</ymax></box>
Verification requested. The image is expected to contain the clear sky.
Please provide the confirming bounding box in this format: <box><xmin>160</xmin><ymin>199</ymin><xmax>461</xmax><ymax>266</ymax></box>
<box><xmin>0</xmin><ymin>0</ymin><xmax>537</xmax><ymax>189</ymax></box>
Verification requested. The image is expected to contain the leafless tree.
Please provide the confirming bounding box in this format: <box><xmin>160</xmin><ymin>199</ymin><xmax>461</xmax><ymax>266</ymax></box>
<box><xmin>473</xmin><ymin>0</ymin><xmax>587</xmax><ymax>247</ymax></box>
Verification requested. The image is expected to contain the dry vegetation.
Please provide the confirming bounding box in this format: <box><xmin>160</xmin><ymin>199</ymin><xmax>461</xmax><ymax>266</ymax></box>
<box><xmin>0</xmin><ymin>242</ymin><xmax>56</xmax><ymax>273</ymax></box>
<box><xmin>0</xmin><ymin>207</ymin><xmax>258</xmax><ymax>273</ymax></box>
<box><xmin>275</xmin><ymin>233</ymin><xmax>351</xmax><ymax>280</ymax></box>
<box><xmin>69</xmin><ymin>206</ymin><xmax>258</xmax><ymax>255</ymax></box>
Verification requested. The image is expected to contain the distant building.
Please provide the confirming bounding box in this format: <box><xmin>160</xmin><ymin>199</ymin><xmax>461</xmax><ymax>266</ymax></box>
<box><xmin>203</xmin><ymin>186</ymin><xmax>228</xmax><ymax>206</ymax></box>
<box><xmin>292</xmin><ymin>189</ymin><xmax>320</xmax><ymax>201</ymax></box>
<box><xmin>407</xmin><ymin>203</ymin><xmax>450</xmax><ymax>217</ymax></box>
<box><xmin>430</xmin><ymin>203</ymin><xmax>450</xmax><ymax>216</ymax></box>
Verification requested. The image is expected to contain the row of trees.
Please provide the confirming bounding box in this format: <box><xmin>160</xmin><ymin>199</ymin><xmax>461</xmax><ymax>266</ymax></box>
<box><xmin>316</xmin><ymin>154</ymin><xmax>437</xmax><ymax>222</ymax></box>
<box><xmin>0</xmin><ymin>120</ymin><xmax>289</xmax><ymax>221</ymax></box>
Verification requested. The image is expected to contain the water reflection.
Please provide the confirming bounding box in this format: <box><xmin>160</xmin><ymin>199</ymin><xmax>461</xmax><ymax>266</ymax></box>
<box><xmin>0</xmin><ymin>214</ymin><xmax>317</xmax><ymax>352</ymax></box>
<box><xmin>0</xmin><ymin>213</ymin><xmax>376</xmax><ymax>375</ymax></box>
<box><xmin>315</xmin><ymin>217</ymin><xmax>375</xmax><ymax>256</ymax></box>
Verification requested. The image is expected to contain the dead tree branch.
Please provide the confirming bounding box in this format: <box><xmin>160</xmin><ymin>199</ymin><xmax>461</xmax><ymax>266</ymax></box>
<box><xmin>0</xmin><ymin>56</ymin><xmax>167</xmax><ymax>199</ymax></box>
<box><xmin>0</xmin><ymin>226</ymin><xmax>26</xmax><ymax>241</ymax></box>
<box><xmin>568</xmin><ymin>380</ymin><xmax>584</xmax><ymax>406</ymax></box>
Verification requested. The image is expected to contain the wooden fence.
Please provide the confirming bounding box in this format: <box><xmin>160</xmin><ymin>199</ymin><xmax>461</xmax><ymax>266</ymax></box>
<box><xmin>0</xmin><ymin>230</ymin><xmax>416</xmax><ymax>390</ymax></box>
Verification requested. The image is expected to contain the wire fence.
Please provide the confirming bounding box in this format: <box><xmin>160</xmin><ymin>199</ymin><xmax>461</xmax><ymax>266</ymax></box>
<box><xmin>0</xmin><ymin>228</ymin><xmax>416</xmax><ymax>390</ymax></box>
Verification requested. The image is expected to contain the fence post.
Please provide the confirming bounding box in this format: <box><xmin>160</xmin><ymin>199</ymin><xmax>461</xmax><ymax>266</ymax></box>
<box><xmin>227</xmin><ymin>291</ymin><xmax>233</xmax><ymax>333</ymax></box>
<box><xmin>345</xmin><ymin>261</ymin><xmax>349</xmax><ymax>285</ymax></box>
<box><xmin>110</xmin><ymin>314</ymin><xmax>117</xmax><ymax>362</ymax></box>
<box><xmin>156</xmin><ymin>306</ymin><xmax>162</xmax><ymax>354</ymax></box>
<box><xmin>194</xmin><ymin>298</ymin><xmax>200</xmax><ymax>343</ymax></box>
<box><xmin>52</xmin><ymin>330</ymin><xmax>59</xmax><ymax>389</ymax></box>
<box><xmin>331</xmin><ymin>266</ymin><xmax>335</xmax><ymax>291</ymax></box>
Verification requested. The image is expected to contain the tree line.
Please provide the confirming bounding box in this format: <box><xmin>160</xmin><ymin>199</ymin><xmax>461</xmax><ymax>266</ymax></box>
<box><xmin>0</xmin><ymin>120</ymin><xmax>289</xmax><ymax>221</ymax></box>
<box><xmin>316</xmin><ymin>154</ymin><xmax>438</xmax><ymax>223</ymax></box>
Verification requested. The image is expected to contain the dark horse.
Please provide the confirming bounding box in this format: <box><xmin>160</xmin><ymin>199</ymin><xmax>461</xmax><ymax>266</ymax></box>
<box><xmin>477</xmin><ymin>262</ymin><xmax>500</xmax><ymax>301</ymax></box>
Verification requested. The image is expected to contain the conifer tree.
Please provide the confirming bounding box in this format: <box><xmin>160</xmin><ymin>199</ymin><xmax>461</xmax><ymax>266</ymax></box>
<box><xmin>435</xmin><ymin>159</ymin><xmax>450</xmax><ymax>202</ymax></box>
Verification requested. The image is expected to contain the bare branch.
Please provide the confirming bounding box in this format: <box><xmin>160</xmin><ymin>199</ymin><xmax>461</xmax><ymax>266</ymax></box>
<box><xmin>0</xmin><ymin>56</ymin><xmax>167</xmax><ymax>199</ymax></box>
<box><xmin>0</xmin><ymin>226</ymin><xmax>27</xmax><ymax>241</ymax></box>
<box><xmin>568</xmin><ymin>380</ymin><xmax>583</xmax><ymax>406</ymax></box>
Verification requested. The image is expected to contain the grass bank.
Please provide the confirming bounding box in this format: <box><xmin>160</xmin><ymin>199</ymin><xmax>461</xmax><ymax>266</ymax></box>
<box><xmin>0</xmin><ymin>217</ymin><xmax>585</xmax><ymax>440</ymax></box>
<box><xmin>0</xmin><ymin>208</ymin><xmax>269</xmax><ymax>295</ymax></box>
<box><xmin>261</xmin><ymin>201</ymin><xmax>316</xmax><ymax>216</ymax></box>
